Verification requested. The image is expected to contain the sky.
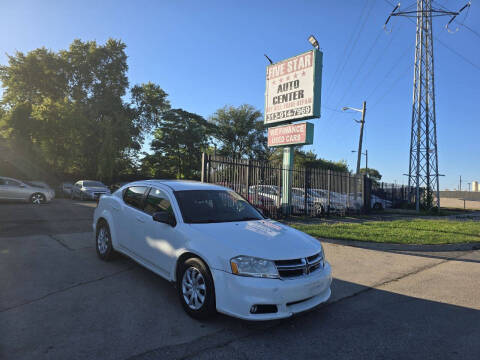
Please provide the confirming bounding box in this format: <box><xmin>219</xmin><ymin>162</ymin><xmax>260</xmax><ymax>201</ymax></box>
<box><xmin>0</xmin><ymin>0</ymin><xmax>479</xmax><ymax>190</ymax></box>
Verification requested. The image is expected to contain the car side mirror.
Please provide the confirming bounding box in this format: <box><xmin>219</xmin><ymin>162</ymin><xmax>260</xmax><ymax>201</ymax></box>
<box><xmin>152</xmin><ymin>211</ymin><xmax>176</xmax><ymax>226</ymax></box>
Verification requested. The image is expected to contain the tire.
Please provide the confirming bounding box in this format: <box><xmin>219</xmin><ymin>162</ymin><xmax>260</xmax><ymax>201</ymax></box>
<box><xmin>373</xmin><ymin>202</ymin><xmax>383</xmax><ymax>210</ymax></box>
<box><xmin>95</xmin><ymin>220</ymin><xmax>115</xmax><ymax>261</ymax></box>
<box><xmin>177</xmin><ymin>257</ymin><xmax>216</xmax><ymax>320</ymax></box>
<box><xmin>315</xmin><ymin>205</ymin><xmax>325</xmax><ymax>217</ymax></box>
<box><xmin>31</xmin><ymin>193</ymin><xmax>46</xmax><ymax>204</ymax></box>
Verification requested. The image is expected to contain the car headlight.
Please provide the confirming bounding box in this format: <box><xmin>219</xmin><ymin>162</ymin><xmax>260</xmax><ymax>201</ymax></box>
<box><xmin>230</xmin><ymin>256</ymin><xmax>279</xmax><ymax>279</ymax></box>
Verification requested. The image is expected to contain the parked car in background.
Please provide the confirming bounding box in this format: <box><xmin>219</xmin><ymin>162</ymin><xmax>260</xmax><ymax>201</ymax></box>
<box><xmin>94</xmin><ymin>180</ymin><xmax>332</xmax><ymax>320</ymax></box>
<box><xmin>71</xmin><ymin>180</ymin><xmax>110</xmax><ymax>201</ymax></box>
<box><xmin>109</xmin><ymin>182</ymin><xmax>127</xmax><ymax>193</ymax></box>
<box><xmin>60</xmin><ymin>182</ymin><xmax>74</xmax><ymax>197</ymax></box>
<box><xmin>371</xmin><ymin>194</ymin><xmax>392</xmax><ymax>210</ymax></box>
<box><xmin>0</xmin><ymin>176</ymin><xmax>55</xmax><ymax>204</ymax></box>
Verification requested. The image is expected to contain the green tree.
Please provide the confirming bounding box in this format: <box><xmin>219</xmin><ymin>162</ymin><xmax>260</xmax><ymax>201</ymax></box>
<box><xmin>268</xmin><ymin>148</ymin><xmax>349</xmax><ymax>172</ymax></box>
<box><xmin>209</xmin><ymin>104</ymin><xmax>266</xmax><ymax>159</ymax></box>
<box><xmin>142</xmin><ymin>109</ymin><xmax>211</xmax><ymax>179</ymax></box>
<box><xmin>0</xmin><ymin>39</ymin><xmax>170</xmax><ymax>183</ymax></box>
<box><xmin>360</xmin><ymin>168</ymin><xmax>382</xmax><ymax>182</ymax></box>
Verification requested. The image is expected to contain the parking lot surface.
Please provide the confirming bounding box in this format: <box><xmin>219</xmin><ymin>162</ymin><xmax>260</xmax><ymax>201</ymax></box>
<box><xmin>1</xmin><ymin>199</ymin><xmax>479</xmax><ymax>359</ymax></box>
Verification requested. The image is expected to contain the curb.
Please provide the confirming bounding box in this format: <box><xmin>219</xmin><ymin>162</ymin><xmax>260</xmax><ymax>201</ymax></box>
<box><xmin>319</xmin><ymin>237</ymin><xmax>480</xmax><ymax>252</ymax></box>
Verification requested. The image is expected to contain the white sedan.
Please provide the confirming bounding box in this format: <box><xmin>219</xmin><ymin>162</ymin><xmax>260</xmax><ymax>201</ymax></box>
<box><xmin>93</xmin><ymin>180</ymin><xmax>332</xmax><ymax>320</ymax></box>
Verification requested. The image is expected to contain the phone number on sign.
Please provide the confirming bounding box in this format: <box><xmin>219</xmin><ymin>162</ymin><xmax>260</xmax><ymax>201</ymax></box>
<box><xmin>266</xmin><ymin>106</ymin><xmax>312</xmax><ymax>122</ymax></box>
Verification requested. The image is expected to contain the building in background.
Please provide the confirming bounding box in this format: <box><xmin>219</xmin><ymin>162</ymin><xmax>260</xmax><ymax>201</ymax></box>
<box><xmin>472</xmin><ymin>181</ymin><xmax>479</xmax><ymax>192</ymax></box>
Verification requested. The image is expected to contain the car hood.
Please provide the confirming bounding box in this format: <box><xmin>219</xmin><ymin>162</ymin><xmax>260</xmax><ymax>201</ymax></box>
<box><xmin>186</xmin><ymin>219</ymin><xmax>321</xmax><ymax>260</ymax></box>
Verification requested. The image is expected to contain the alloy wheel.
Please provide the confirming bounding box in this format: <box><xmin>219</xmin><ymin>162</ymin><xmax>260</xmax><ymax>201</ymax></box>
<box><xmin>182</xmin><ymin>267</ymin><xmax>206</xmax><ymax>310</ymax></box>
<box><xmin>32</xmin><ymin>194</ymin><xmax>43</xmax><ymax>204</ymax></box>
<box><xmin>97</xmin><ymin>227</ymin><xmax>109</xmax><ymax>254</ymax></box>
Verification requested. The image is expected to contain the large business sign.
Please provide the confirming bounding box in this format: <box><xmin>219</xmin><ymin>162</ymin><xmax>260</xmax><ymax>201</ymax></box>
<box><xmin>267</xmin><ymin>122</ymin><xmax>314</xmax><ymax>147</ymax></box>
<box><xmin>264</xmin><ymin>49</ymin><xmax>323</xmax><ymax>125</ymax></box>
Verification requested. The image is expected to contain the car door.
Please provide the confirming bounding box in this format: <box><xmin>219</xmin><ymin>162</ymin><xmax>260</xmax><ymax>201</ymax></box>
<box><xmin>141</xmin><ymin>186</ymin><xmax>182</xmax><ymax>278</ymax></box>
<box><xmin>4</xmin><ymin>179</ymin><xmax>28</xmax><ymax>200</ymax></box>
<box><xmin>119</xmin><ymin>186</ymin><xmax>149</xmax><ymax>254</ymax></box>
<box><xmin>73</xmin><ymin>181</ymin><xmax>82</xmax><ymax>197</ymax></box>
<box><xmin>0</xmin><ymin>178</ymin><xmax>8</xmax><ymax>199</ymax></box>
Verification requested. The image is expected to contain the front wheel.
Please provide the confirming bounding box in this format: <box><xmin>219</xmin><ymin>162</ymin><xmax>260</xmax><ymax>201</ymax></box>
<box><xmin>373</xmin><ymin>202</ymin><xmax>384</xmax><ymax>210</ymax></box>
<box><xmin>177</xmin><ymin>258</ymin><xmax>216</xmax><ymax>319</ymax></box>
<box><xmin>96</xmin><ymin>221</ymin><xmax>115</xmax><ymax>261</ymax></box>
<box><xmin>31</xmin><ymin>193</ymin><xmax>45</xmax><ymax>204</ymax></box>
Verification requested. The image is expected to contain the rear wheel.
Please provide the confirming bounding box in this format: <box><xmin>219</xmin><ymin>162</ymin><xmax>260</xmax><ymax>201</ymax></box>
<box><xmin>177</xmin><ymin>257</ymin><xmax>216</xmax><ymax>319</ymax></box>
<box><xmin>31</xmin><ymin>193</ymin><xmax>45</xmax><ymax>204</ymax></box>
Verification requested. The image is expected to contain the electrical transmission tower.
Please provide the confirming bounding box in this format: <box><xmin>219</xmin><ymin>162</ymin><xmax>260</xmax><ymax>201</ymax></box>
<box><xmin>385</xmin><ymin>0</ymin><xmax>470</xmax><ymax>211</ymax></box>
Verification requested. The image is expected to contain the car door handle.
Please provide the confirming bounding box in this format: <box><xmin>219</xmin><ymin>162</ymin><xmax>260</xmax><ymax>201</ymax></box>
<box><xmin>136</xmin><ymin>216</ymin><xmax>145</xmax><ymax>223</ymax></box>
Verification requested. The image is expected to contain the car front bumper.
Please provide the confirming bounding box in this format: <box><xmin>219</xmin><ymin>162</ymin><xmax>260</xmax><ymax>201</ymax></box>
<box><xmin>212</xmin><ymin>262</ymin><xmax>332</xmax><ymax>320</ymax></box>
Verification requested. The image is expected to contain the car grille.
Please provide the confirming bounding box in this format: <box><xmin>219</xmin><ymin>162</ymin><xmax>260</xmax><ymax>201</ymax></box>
<box><xmin>274</xmin><ymin>252</ymin><xmax>324</xmax><ymax>279</ymax></box>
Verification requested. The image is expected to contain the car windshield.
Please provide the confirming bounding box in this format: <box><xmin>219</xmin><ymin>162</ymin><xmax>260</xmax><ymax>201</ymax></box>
<box><xmin>175</xmin><ymin>190</ymin><xmax>264</xmax><ymax>224</ymax></box>
<box><xmin>83</xmin><ymin>181</ymin><xmax>105</xmax><ymax>187</ymax></box>
<box><xmin>292</xmin><ymin>189</ymin><xmax>304</xmax><ymax>197</ymax></box>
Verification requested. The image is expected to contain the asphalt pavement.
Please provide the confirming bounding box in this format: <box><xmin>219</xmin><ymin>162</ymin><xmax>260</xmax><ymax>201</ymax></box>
<box><xmin>0</xmin><ymin>199</ymin><xmax>479</xmax><ymax>360</ymax></box>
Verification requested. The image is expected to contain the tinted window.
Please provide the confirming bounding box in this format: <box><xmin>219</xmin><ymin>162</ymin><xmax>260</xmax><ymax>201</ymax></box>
<box><xmin>175</xmin><ymin>190</ymin><xmax>263</xmax><ymax>224</ymax></box>
<box><xmin>123</xmin><ymin>186</ymin><xmax>147</xmax><ymax>209</ymax></box>
<box><xmin>84</xmin><ymin>181</ymin><xmax>105</xmax><ymax>187</ymax></box>
<box><xmin>144</xmin><ymin>188</ymin><xmax>175</xmax><ymax>216</ymax></box>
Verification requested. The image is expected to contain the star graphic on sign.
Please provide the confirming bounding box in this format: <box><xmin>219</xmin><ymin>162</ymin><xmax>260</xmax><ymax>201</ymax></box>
<box><xmin>301</xmin><ymin>71</ymin><xmax>306</xmax><ymax>77</ymax></box>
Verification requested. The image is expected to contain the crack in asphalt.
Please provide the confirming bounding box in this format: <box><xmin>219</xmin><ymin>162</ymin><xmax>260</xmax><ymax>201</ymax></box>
<box><xmin>128</xmin><ymin>251</ymin><xmax>471</xmax><ymax>360</ymax></box>
<box><xmin>47</xmin><ymin>234</ymin><xmax>74</xmax><ymax>251</ymax></box>
<box><xmin>0</xmin><ymin>266</ymin><xmax>135</xmax><ymax>313</ymax></box>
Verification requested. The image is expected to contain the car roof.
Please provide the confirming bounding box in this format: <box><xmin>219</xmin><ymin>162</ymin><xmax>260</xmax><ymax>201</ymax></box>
<box><xmin>127</xmin><ymin>180</ymin><xmax>229</xmax><ymax>191</ymax></box>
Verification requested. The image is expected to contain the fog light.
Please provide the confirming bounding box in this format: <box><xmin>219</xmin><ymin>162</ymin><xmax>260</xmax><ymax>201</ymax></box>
<box><xmin>250</xmin><ymin>305</ymin><xmax>257</xmax><ymax>314</ymax></box>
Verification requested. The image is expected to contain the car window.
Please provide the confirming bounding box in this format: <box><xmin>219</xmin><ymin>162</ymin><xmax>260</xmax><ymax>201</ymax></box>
<box><xmin>175</xmin><ymin>190</ymin><xmax>263</xmax><ymax>223</ymax></box>
<box><xmin>84</xmin><ymin>181</ymin><xmax>105</xmax><ymax>187</ymax></box>
<box><xmin>144</xmin><ymin>188</ymin><xmax>175</xmax><ymax>217</ymax></box>
<box><xmin>6</xmin><ymin>180</ymin><xmax>21</xmax><ymax>187</ymax></box>
<box><xmin>123</xmin><ymin>186</ymin><xmax>147</xmax><ymax>210</ymax></box>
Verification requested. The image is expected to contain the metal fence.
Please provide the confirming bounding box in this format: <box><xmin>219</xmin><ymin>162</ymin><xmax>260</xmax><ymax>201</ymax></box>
<box><xmin>201</xmin><ymin>154</ymin><xmax>417</xmax><ymax>218</ymax></box>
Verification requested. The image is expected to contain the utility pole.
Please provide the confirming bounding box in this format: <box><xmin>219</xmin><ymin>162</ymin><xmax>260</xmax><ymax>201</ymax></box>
<box><xmin>343</xmin><ymin>101</ymin><xmax>366</xmax><ymax>175</ymax></box>
<box><xmin>384</xmin><ymin>0</ymin><xmax>470</xmax><ymax>211</ymax></box>
<box><xmin>459</xmin><ymin>175</ymin><xmax>462</xmax><ymax>192</ymax></box>
<box><xmin>365</xmin><ymin>149</ymin><xmax>368</xmax><ymax>177</ymax></box>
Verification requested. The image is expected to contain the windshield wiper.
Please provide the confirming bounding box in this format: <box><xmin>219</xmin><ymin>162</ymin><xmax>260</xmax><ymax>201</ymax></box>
<box><xmin>189</xmin><ymin>219</ymin><xmax>222</xmax><ymax>224</ymax></box>
<box><xmin>236</xmin><ymin>217</ymin><xmax>261</xmax><ymax>222</ymax></box>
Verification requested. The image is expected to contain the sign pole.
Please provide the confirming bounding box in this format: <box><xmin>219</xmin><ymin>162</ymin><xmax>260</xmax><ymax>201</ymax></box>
<box><xmin>282</xmin><ymin>146</ymin><xmax>294</xmax><ymax>215</ymax></box>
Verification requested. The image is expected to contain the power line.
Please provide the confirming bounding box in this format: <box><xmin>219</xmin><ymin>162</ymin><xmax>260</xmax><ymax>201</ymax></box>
<box><xmin>332</xmin><ymin>28</ymin><xmax>385</xmax><ymax>112</ymax></box>
<box><xmin>459</xmin><ymin>23</ymin><xmax>480</xmax><ymax>39</ymax></box>
<box><xmin>365</xmin><ymin>44</ymin><xmax>414</xmax><ymax>101</ymax></box>
<box><xmin>370</xmin><ymin>62</ymin><xmax>413</xmax><ymax>109</ymax></box>
<box><xmin>325</xmin><ymin>0</ymin><xmax>371</xmax><ymax>100</ymax></box>
<box><xmin>326</xmin><ymin>0</ymin><xmax>377</xmax><ymax>104</ymax></box>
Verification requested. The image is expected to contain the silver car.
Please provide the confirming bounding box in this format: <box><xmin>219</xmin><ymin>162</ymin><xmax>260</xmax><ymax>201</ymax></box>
<box><xmin>0</xmin><ymin>177</ymin><xmax>55</xmax><ymax>204</ymax></box>
<box><xmin>71</xmin><ymin>180</ymin><xmax>111</xmax><ymax>201</ymax></box>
